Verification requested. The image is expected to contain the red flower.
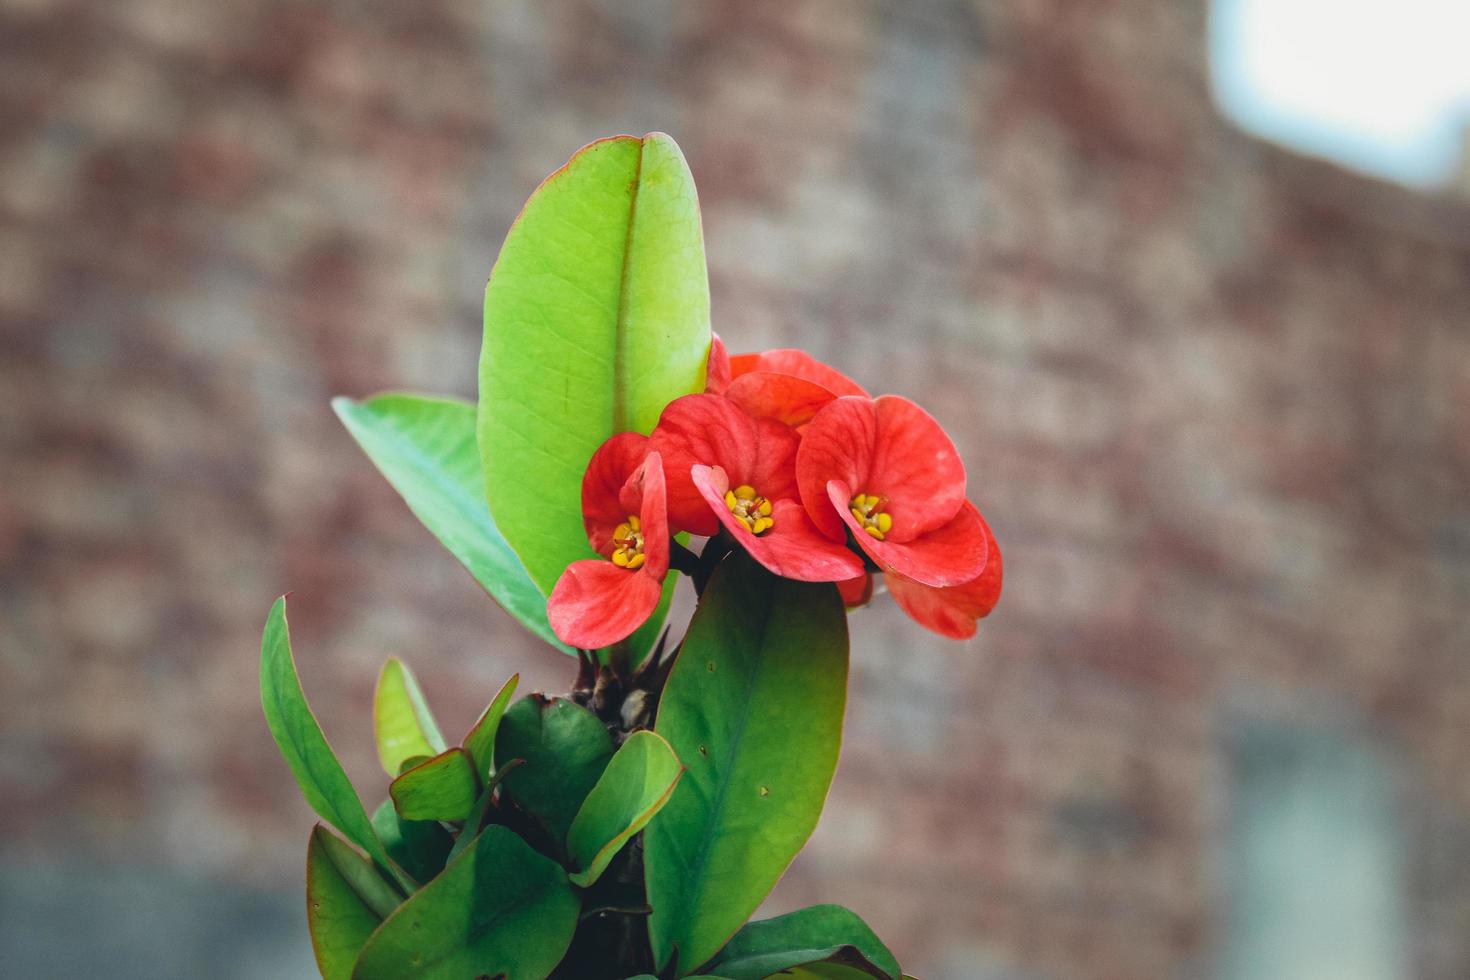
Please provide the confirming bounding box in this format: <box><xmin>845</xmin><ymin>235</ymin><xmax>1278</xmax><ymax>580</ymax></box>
<box><xmin>547</xmin><ymin>434</ymin><xmax>669</xmax><ymax>650</ymax></box>
<box><xmin>651</xmin><ymin>393</ymin><xmax>865</xmax><ymax>582</ymax></box>
<box><xmin>796</xmin><ymin>395</ymin><xmax>988</xmax><ymax>587</ymax></box>
<box><xmin>709</xmin><ymin>345</ymin><xmax>869</xmax><ymax>429</ymax></box>
<box><xmin>886</xmin><ymin>506</ymin><xmax>1003</xmax><ymax>639</ymax></box>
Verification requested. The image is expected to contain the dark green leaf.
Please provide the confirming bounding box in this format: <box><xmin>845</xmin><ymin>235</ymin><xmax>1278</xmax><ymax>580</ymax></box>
<box><xmin>645</xmin><ymin>555</ymin><xmax>849</xmax><ymax>974</ymax></box>
<box><xmin>703</xmin><ymin>904</ymin><xmax>900</xmax><ymax>979</ymax></box>
<box><xmin>566</xmin><ymin>730</ymin><xmax>684</xmax><ymax>887</ymax></box>
<box><xmin>307</xmin><ymin>826</ymin><xmax>395</xmax><ymax>980</ymax></box>
<box><xmin>389</xmin><ymin>747</ymin><xmax>479</xmax><ymax>823</ymax></box>
<box><xmin>445</xmin><ymin>758</ymin><xmax>524</xmax><ymax>866</ymax></box>
<box><xmin>371</xmin><ymin>800</ymin><xmax>453</xmax><ymax>887</ymax></box>
<box><xmin>462</xmin><ymin>672</ymin><xmax>519</xmax><ymax>782</ymax></box>
<box><xmin>373</xmin><ymin>657</ymin><xmax>446</xmax><ymax>777</ymax></box>
<box><xmin>495</xmin><ymin>695</ymin><xmax>615</xmax><ymax>847</ymax></box>
<box><xmin>478</xmin><ymin>133</ymin><xmax>712</xmax><ymax>596</ymax></box>
<box><xmin>260</xmin><ymin>597</ymin><xmax>403</xmax><ymax>885</ymax></box>
<box><xmin>350</xmin><ymin>825</ymin><xmax>579</xmax><ymax>980</ymax></box>
<box><xmin>334</xmin><ymin>393</ymin><xmax>571</xmax><ymax>653</ymax></box>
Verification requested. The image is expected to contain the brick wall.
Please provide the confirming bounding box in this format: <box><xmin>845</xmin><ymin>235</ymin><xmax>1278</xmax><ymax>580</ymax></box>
<box><xmin>4</xmin><ymin>0</ymin><xmax>1469</xmax><ymax>977</ymax></box>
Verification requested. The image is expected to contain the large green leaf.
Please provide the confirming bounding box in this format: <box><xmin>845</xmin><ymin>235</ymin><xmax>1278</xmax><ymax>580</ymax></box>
<box><xmin>372</xmin><ymin>657</ymin><xmax>446</xmax><ymax>777</ymax></box>
<box><xmin>260</xmin><ymin>597</ymin><xmax>403</xmax><ymax>884</ymax></box>
<box><xmin>306</xmin><ymin>826</ymin><xmax>396</xmax><ymax>980</ymax></box>
<box><xmin>333</xmin><ymin>393</ymin><xmax>571</xmax><ymax>653</ymax></box>
<box><xmin>495</xmin><ymin>695</ymin><xmax>616</xmax><ymax>848</ymax></box>
<box><xmin>371</xmin><ymin>800</ymin><xmax>453</xmax><ymax>887</ymax></box>
<box><xmin>351</xmin><ymin>825</ymin><xmax>579</xmax><ymax>980</ymax></box>
<box><xmin>703</xmin><ymin>905</ymin><xmax>900</xmax><ymax>979</ymax></box>
<box><xmin>478</xmin><ymin>132</ymin><xmax>711</xmax><ymax>596</ymax></box>
<box><xmin>461</xmin><ymin>672</ymin><xmax>519</xmax><ymax>782</ymax></box>
<box><xmin>389</xmin><ymin>747</ymin><xmax>479</xmax><ymax>823</ymax></box>
<box><xmin>646</xmin><ymin>555</ymin><xmax>849</xmax><ymax>975</ymax></box>
<box><xmin>566</xmin><ymin>730</ymin><xmax>684</xmax><ymax>888</ymax></box>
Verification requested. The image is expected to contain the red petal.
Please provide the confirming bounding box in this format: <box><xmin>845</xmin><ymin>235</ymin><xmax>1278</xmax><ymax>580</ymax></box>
<box><xmin>649</xmin><ymin>394</ymin><xmax>759</xmax><ymax>536</ymax></box>
<box><xmin>830</xmin><ymin>483</ymin><xmax>988</xmax><ymax>587</ymax></box>
<box><xmin>547</xmin><ymin>559</ymin><xmax>664</xmax><ymax>649</ymax></box>
<box><xmin>729</xmin><ymin>349</ymin><xmax>868</xmax><ymax>397</ymax></box>
<box><xmin>864</xmin><ymin>395</ymin><xmax>966</xmax><ymax>539</ymax></box>
<box><xmin>582</xmin><ymin>431</ymin><xmax>650</xmax><ymax>555</ymax></box>
<box><xmin>725</xmin><ymin>372</ymin><xmax>840</xmax><ymax>428</ymax></box>
<box><xmin>837</xmin><ymin>573</ymin><xmax>873</xmax><ymax>609</ymax></box>
<box><xmin>886</xmin><ymin>513</ymin><xmax>1001</xmax><ymax>638</ymax></box>
<box><xmin>748</xmin><ymin>417</ymin><xmax>801</xmax><ymax>503</ymax></box>
<box><xmin>692</xmin><ymin>466</ymin><xmax>865</xmax><ymax>582</ymax></box>
<box><xmin>795</xmin><ymin>396</ymin><xmax>877</xmax><ymax>541</ymax></box>
<box><xmin>634</xmin><ymin>451</ymin><xmax>670</xmax><ymax>579</ymax></box>
<box><xmin>706</xmin><ymin>333</ymin><xmax>731</xmax><ymax>393</ymax></box>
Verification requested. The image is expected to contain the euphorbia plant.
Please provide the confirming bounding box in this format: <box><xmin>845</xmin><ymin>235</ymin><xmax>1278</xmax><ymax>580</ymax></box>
<box><xmin>262</xmin><ymin>133</ymin><xmax>1001</xmax><ymax>980</ymax></box>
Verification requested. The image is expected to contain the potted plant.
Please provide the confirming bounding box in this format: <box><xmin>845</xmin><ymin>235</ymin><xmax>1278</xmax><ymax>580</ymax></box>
<box><xmin>261</xmin><ymin>133</ymin><xmax>1001</xmax><ymax>979</ymax></box>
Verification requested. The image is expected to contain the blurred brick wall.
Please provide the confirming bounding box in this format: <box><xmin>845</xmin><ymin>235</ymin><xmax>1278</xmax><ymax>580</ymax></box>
<box><xmin>4</xmin><ymin>0</ymin><xmax>1470</xmax><ymax>977</ymax></box>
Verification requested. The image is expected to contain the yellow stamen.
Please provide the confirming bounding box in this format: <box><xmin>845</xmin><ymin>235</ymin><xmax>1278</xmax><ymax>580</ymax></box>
<box><xmin>724</xmin><ymin>483</ymin><xmax>775</xmax><ymax>535</ymax></box>
<box><xmin>848</xmin><ymin>491</ymin><xmax>892</xmax><ymax>541</ymax></box>
<box><xmin>610</xmin><ymin>513</ymin><xmax>646</xmax><ymax>570</ymax></box>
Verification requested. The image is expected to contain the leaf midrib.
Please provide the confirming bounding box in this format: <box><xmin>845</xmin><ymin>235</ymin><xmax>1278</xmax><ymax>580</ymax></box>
<box><xmin>665</xmin><ymin>573</ymin><xmax>779</xmax><ymax>961</ymax></box>
<box><xmin>611</xmin><ymin>137</ymin><xmax>647</xmax><ymax>434</ymax></box>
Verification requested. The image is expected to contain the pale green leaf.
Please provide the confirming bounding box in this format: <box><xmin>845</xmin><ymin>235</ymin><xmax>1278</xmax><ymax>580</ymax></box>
<box><xmin>373</xmin><ymin>657</ymin><xmax>446</xmax><ymax>778</ymax></box>
<box><xmin>478</xmin><ymin>132</ymin><xmax>711</xmax><ymax>596</ymax></box>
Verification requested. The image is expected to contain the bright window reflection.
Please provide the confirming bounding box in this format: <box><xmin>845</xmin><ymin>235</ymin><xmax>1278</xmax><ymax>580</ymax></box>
<box><xmin>1211</xmin><ymin>0</ymin><xmax>1470</xmax><ymax>188</ymax></box>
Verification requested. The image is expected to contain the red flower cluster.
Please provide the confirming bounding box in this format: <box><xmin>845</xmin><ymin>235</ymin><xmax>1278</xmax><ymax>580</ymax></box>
<box><xmin>547</xmin><ymin>337</ymin><xmax>1002</xmax><ymax>648</ymax></box>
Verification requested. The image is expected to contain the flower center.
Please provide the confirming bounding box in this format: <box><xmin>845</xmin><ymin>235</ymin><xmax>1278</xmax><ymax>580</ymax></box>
<box><xmin>849</xmin><ymin>492</ymin><xmax>892</xmax><ymax>540</ymax></box>
<box><xmin>611</xmin><ymin>515</ymin><xmax>646</xmax><ymax>570</ymax></box>
<box><xmin>724</xmin><ymin>484</ymin><xmax>774</xmax><ymax>535</ymax></box>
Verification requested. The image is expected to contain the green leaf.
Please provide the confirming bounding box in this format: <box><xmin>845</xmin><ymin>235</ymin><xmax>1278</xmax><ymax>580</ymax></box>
<box><xmin>444</xmin><ymin>758</ymin><xmax>524</xmax><ymax>866</ymax></box>
<box><xmin>333</xmin><ymin>393</ymin><xmax>571</xmax><ymax>653</ymax></box>
<box><xmin>260</xmin><ymin>597</ymin><xmax>401</xmax><ymax>882</ymax></box>
<box><xmin>307</xmin><ymin>826</ymin><xmax>395</xmax><ymax>980</ymax></box>
<box><xmin>389</xmin><ymin>747</ymin><xmax>479</xmax><ymax>823</ymax></box>
<box><xmin>495</xmin><ymin>695</ymin><xmax>615</xmax><ymax>847</ymax></box>
<box><xmin>567</xmin><ymin>730</ymin><xmax>684</xmax><ymax>888</ymax></box>
<box><xmin>645</xmin><ymin>555</ymin><xmax>849</xmax><ymax>974</ymax></box>
<box><xmin>703</xmin><ymin>905</ymin><xmax>900</xmax><ymax>979</ymax></box>
<box><xmin>373</xmin><ymin>657</ymin><xmax>446</xmax><ymax>778</ymax></box>
<box><xmin>351</xmin><ymin>825</ymin><xmax>579</xmax><ymax>980</ymax></box>
<box><xmin>478</xmin><ymin>132</ymin><xmax>712</xmax><ymax>596</ymax></box>
<box><xmin>371</xmin><ymin>800</ymin><xmax>453</xmax><ymax>887</ymax></box>
<box><xmin>462</xmin><ymin>672</ymin><xmax>519</xmax><ymax>782</ymax></box>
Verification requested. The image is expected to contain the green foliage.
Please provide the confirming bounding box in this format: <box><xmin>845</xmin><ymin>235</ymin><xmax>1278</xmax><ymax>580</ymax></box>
<box><xmin>371</xmin><ymin>800</ymin><xmax>452</xmax><ymax>887</ymax></box>
<box><xmin>351</xmin><ymin>825</ymin><xmax>579</xmax><ymax>980</ymax></box>
<box><xmin>270</xmin><ymin>135</ymin><xmax>918</xmax><ymax>980</ymax></box>
<box><xmin>334</xmin><ymin>393</ymin><xmax>570</xmax><ymax>653</ymax></box>
<box><xmin>495</xmin><ymin>695</ymin><xmax>615</xmax><ymax>848</ymax></box>
<box><xmin>566</xmin><ymin>730</ymin><xmax>684</xmax><ymax>888</ymax></box>
<box><xmin>389</xmin><ymin>748</ymin><xmax>479</xmax><ymax>823</ymax></box>
<box><xmin>306</xmin><ymin>826</ymin><xmax>395</xmax><ymax>980</ymax></box>
<box><xmin>703</xmin><ymin>905</ymin><xmax>900</xmax><ymax>979</ymax></box>
<box><xmin>260</xmin><ymin>597</ymin><xmax>408</xmax><ymax>888</ymax></box>
<box><xmin>462</xmin><ymin>672</ymin><xmax>519</xmax><ymax>782</ymax></box>
<box><xmin>645</xmin><ymin>555</ymin><xmax>849</xmax><ymax>975</ymax></box>
<box><xmin>372</xmin><ymin>657</ymin><xmax>445</xmax><ymax>777</ymax></box>
<box><xmin>478</xmin><ymin>133</ymin><xmax>711</xmax><ymax>597</ymax></box>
